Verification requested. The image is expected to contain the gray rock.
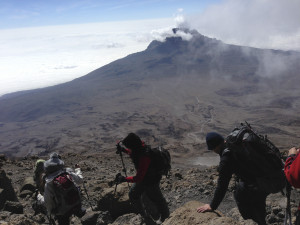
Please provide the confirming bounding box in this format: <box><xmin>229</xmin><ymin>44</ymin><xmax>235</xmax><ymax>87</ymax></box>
<box><xmin>6</xmin><ymin>215</ymin><xmax>39</xmax><ymax>225</ymax></box>
<box><xmin>20</xmin><ymin>177</ymin><xmax>36</xmax><ymax>193</ymax></box>
<box><xmin>81</xmin><ymin>211</ymin><xmax>100</xmax><ymax>225</ymax></box>
<box><xmin>0</xmin><ymin>169</ymin><xmax>18</xmax><ymax>209</ymax></box>
<box><xmin>19</xmin><ymin>190</ymin><xmax>33</xmax><ymax>198</ymax></box>
<box><xmin>109</xmin><ymin>213</ymin><xmax>145</xmax><ymax>225</ymax></box>
<box><xmin>3</xmin><ymin>201</ymin><xmax>23</xmax><ymax>214</ymax></box>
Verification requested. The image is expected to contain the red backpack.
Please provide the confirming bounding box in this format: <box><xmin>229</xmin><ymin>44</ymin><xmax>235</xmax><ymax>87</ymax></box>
<box><xmin>53</xmin><ymin>172</ymin><xmax>81</xmax><ymax>210</ymax></box>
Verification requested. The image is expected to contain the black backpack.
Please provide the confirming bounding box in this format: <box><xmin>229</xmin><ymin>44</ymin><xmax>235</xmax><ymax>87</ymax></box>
<box><xmin>225</xmin><ymin>122</ymin><xmax>286</xmax><ymax>193</ymax></box>
<box><xmin>149</xmin><ymin>146</ymin><xmax>171</xmax><ymax>177</ymax></box>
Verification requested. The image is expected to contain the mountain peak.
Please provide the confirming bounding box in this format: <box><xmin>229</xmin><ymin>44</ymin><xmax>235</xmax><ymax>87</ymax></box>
<box><xmin>146</xmin><ymin>28</ymin><xmax>219</xmax><ymax>52</ymax></box>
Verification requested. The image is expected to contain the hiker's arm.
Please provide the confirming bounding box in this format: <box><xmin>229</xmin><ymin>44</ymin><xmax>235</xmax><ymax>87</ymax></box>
<box><xmin>285</xmin><ymin>148</ymin><xmax>300</xmax><ymax>188</ymax></box>
<box><xmin>123</xmin><ymin>148</ymin><xmax>132</xmax><ymax>155</ymax></box>
<box><xmin>209</xmin><ymin>154</ymin><xmax>233</xmax><ymax>210</ymax></box>
<box><xmin>125</xmin><ymin>156</ymin><xmax>151</xmax><ymax>183</ymax></box>
<box><xmin>70</xmin><ymin>168</ymin><xmax>83</xmax><ymax>184</ymax></box>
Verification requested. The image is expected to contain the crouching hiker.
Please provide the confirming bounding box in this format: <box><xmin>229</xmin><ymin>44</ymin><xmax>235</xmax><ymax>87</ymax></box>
<box><xmin>33</xmin><ymin>159</ymin><xmax>46</xmax><ymax>193</ymax></box>
<box><xmin>37</xmin><ymin>152</ymin><xmax>86</xmax><ymax>225</ymax></box>
<box><xmin>284</xmin><ymin>147</ymin><xmax>300</xmax><ymax>225</ymax></box>
<box><xmin>115</xmin><ymin>133</ymin><xmax>170</xmax><ymax>223</ymax></box>
<box><xmin>197</xmin><ymin>132</ymin><xmax>270</xmax><ymax>225</ymax></box>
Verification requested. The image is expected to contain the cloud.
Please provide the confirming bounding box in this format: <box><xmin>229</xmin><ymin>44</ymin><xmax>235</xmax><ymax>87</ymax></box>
<box><xmin>0</xmin><ymin>19</ymin><xmax>173</xmax><ymax>96</ymax></box>
<box><xmin>151</xmin><ymin>27</ymin><xmax>193</xmax><ymax>42</ymax></box>
<box><xmin>186</xmin><ymin>0</ymin><xmax>300</xmax><ymax>51</ymax></box>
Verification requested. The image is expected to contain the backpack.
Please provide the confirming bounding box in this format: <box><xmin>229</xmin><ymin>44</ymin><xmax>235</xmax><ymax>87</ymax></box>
<box><xmin>149</xmin><ymin>146</ymin><xmax>171</xmax><ymax>177</ymax></box>
<box><xmin>52</xmin><ymin>172</ymin><xmax>81</xmax><ymax>213</ymax></box>
<box><xmin>225</xmin><ymin>122</ymin><xmax>286</xmax><ymax>193</ymax></box>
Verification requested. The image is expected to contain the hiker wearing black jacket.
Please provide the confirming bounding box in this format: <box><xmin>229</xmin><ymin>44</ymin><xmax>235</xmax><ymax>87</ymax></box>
<box><xmin>116</xmin><ymin>133</ymin><xmax>170</xmax><ymax>223</ymax></box>
<box><xmin>197</xmin><ymin>132</ymin><xmax>268</xmax><ymax>225</ymax></box>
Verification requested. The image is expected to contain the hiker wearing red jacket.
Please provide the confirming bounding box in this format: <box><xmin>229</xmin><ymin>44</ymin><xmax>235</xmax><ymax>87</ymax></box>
<box><xmin>284</xmin><ymin>147</ymin><xmax>300</xmax><ymax>225</ymax></box>
<box><xmin>115</xmin><ymin>133</ymin><xmax>169</xmax><ymax>223</ymax></box>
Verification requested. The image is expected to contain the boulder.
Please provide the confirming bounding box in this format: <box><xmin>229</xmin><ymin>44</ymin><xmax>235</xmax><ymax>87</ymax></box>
<box><xmin>3</xmin><ymin>201</ymin><xmax>23</xmax><ymax>214</ymax></box>
<box><xmin>0</xmin><ymin>169</ymin><xmax>18</xmax><ymax>209</ymax></box>
<box><xmin>162</xmin><ymin>201</ymin><xmax>240</xmax><ymax>225</ymax></box>
<box><xmin>81</xmin><ymin>211</ymin><xmax>100</xmax><ymax>225</ymax></box>
<box><xmin>96</xmin><ymin>211</ymin><xmax>113</xmax><ymax>225</ymax></box>
<box><xmin>97</xmin><ymin>183</ymin><xmax>136</xmax><ymax>218</ymax></box>
<box><xmin>109</xmin><ymin>213</ymin><xmax>145</xmax><ymax>225</ymax></box>
<box><xmin>20</xmin><ymin>177</ymin><xmax>36</xmax><ymax>193</ymax></box>
<box><xmin>19</xmin><ymin>190</ymin><xmax>33</xmax><ymax>198</ymax></box>
<box><xmin>81</xmin><ymin>210</ymin><xmax>113</xmax><ymax>225</ymax></box>
<box><xmin>5</xmin><ymin>214</ymin><xmax>39</xmax><ymax>225</ymax></box>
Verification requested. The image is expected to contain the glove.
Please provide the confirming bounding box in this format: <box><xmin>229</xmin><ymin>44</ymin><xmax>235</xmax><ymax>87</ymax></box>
<box><xmin>115</xmin><ymin>173</ymin><xmax>126</xmax><ymax>184</ymax></box>
<box><xmin>116</xmin><ymin>142</ymin><xmax>125</xmax><ymax>155</ymax></box>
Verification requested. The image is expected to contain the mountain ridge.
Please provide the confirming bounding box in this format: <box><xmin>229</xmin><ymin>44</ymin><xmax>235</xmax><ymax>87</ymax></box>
<box><xmin>1</xmin><ymin>30</ymin><xmax>300</xmax><ymax>158</ymax></box>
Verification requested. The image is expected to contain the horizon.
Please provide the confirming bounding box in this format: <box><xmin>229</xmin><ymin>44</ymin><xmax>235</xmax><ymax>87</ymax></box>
<box><xmin>1</xmin><ymin>0</ymin><xmax>300</xmax><ymax>96</ymax></box>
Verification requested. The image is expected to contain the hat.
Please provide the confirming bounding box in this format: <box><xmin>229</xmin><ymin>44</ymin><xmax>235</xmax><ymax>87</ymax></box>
<box><xmin>122</xmin><ymin>133</ymin><xmax>143</xmax><ymax>150</ymax></box>
<box><xmin>206</xmin><ymin>132</ymin><xmax>224</xmax><ymax>150</ymax></box>
<box><xmin>35</xmin><ymin>159</ymin><xmax>45</xmax><ymax>171</ymax></box>
<box><xmin>44</xmin><ymin>152</ymin><xmax>64</xmax><ymax>174</ymax></box>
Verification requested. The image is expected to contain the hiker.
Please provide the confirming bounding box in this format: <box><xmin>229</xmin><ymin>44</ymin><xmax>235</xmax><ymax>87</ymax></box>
<box><xmin>115</xmin><ymin>133</ymin><xmax>170</xmax><ymax>223</ymax></box>
<box><xmin>33</xmin><ymin>159</ymin><xmax>46</xmax><ymax>193</ymax></box>
<box><xmin>37</xmin><ymin>152</ymin><xmax>85</xmax><ymax>225</ymax></box>
<box><xmin>197</xmin><ymin>132</ymin><xmax>269</xmax><ymax>225</ymax></box>
<box><xmin>284</xmin><ymin>147</ymin><xmax>300</xmax><ymax>224</ymax></box>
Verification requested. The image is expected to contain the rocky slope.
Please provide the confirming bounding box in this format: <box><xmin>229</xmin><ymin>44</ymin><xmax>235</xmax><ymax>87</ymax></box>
<box><xmin>1</xmin><ymin>30</ymin><xmax>300</xmax><ymax>160</ymax></box>
<box><xmin>0</xmin><ymin>150</ymin><xmax>298</xmax><ymax>225</ymax></box>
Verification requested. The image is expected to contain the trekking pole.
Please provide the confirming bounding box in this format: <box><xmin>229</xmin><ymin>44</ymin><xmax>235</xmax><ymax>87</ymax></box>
<box><xmin>119</xmin><ymin>151</ymin><xmax>128</xmax><ymax>177</ymax></box>
<box><xmin>82</xmin><ymin>181</ymin><xmax>95</xmax><ymax>211</ymax></box>
<box><xmin>284</xmin><ymin>182</ymin><xmax>292</xmax><ymax>225</ymax></box>
<box><xmin>114</xmin><ymin>173</ymin><xmax>121</xmax><ymax>195</ymax></box>
<box><xmin>119</xmin><ymin>151</ymin><xmax>130</xmax><ymax>189</ymax></box>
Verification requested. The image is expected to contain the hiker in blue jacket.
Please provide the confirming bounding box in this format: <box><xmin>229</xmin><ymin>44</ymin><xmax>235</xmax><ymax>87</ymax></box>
<box><xmin>197</xmin><ymin>132</ymin><xmax>268</xmax><ymax>225</ymax></box>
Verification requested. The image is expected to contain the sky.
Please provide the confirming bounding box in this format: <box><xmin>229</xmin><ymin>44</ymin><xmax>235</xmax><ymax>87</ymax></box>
<box><xmin>0</xmin><ymin>0</ymin><xmax>300</xmax><ymax>96</ymax></box>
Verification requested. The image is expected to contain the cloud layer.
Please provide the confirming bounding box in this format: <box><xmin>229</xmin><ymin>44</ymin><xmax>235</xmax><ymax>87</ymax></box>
<box><xmin>0</xmin><ymin>19</ymin><xmax>173</xmax><ymax>96</ymax></box>
<box><xmin>187</xmin><ymin>0</ymin><xmax>300</xmax><ymax>51</ymax></box>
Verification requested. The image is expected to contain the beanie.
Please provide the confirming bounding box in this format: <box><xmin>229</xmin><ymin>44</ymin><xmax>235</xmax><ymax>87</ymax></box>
<box><xmin>206</xmin><ymin>132</ymin><xmax>224</xmax><ymax>150</ymax></box>
<box><xmin>122</xmin><ymin>133</ymin><xmax>143</xmax><ymax>150</ymax></box>
<box><xmin>44</xmin><ymin>152</ymin><xmax>64</xmax><ymax>174</ymax></box>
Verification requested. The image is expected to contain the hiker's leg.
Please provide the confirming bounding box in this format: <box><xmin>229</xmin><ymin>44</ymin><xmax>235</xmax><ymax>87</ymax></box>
<box><xmin>129</xmin><ymin>183</ymin><xmax>145</xmax><ymax>214</ymax></box>
<box><xmin>129</xmin><ymin>183</ymin><xmax>144</xmax><ymax>201</ymax></box>
<box><xmin>252</xmin><ymin>192</ymin><xmax>268</xmax><ymax>225</ymax></box>
<box><xmin>234</xmin><ymin>182</ymin><xmax>267</xmax><ymax>225</ymax></box>
<box><xmin>145</xmin><ymin>183</ymin><xmax>170</xmax><ymax>222</ymax></box>
<box><xmin>296</xmin><ymin>210</ymin><xmax>300</xmax><ymax>225</ymax></box>
<box><xmin>56</xmin><ymin>215</ymin><xmax>70</xmax><ymax>225</ymax></box>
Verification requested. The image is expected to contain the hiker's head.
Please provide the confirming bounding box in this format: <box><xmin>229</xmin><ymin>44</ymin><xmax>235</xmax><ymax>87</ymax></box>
<box><xmin>44</xmin><ymin>152</ymin><xmax>64</xmax><ymax>174</ymax></box>
<box><xmin>206</xmin><ymin>132</ymin><xmax>224</xmax><ymax>153</ymax></box>
<box><xmin>122</xmin><ymin>133</ymin><xmax>143</xmax><ymax>151</ymax></box>
<box><xmin>35</xmin><ymin>159</ymin><xmax>45</xmax><ymax>171</ymax></box>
